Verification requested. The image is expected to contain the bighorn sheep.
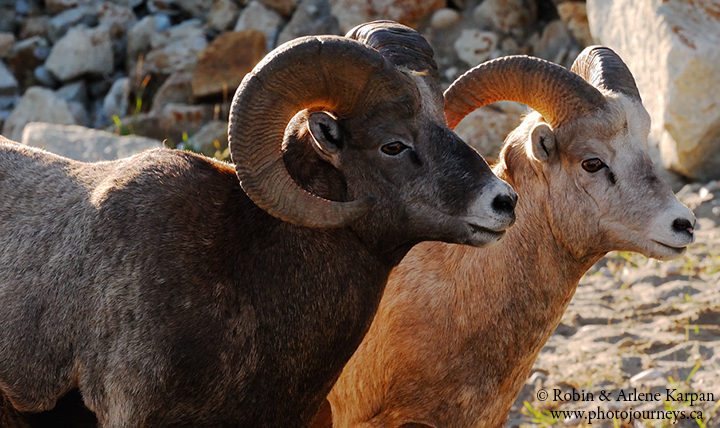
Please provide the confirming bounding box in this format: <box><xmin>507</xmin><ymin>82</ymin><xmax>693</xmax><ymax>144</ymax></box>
<box><xmin>318</xmin><ymin>47</ymin><xmax>696</xmax><ymax>428</ymax></box>
<box><xmin>0</xmin><ymin>22</ymin><xmax>517</xmax><ymax>427</ymax></box>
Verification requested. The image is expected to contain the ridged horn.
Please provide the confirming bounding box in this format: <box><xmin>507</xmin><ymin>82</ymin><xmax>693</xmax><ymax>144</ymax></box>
<box><xmin>346</xmin><ymin>20</ymin><xmax>439</xmax><ymax>81</ymax></box>
<box><xmin>346</xmin><ymin>20</ymin><xmax>443</xmax><ymax>106</ymax></box>
<box><xmin>444</xmin><ymin>55</ymin><xmax>607</xmax><ymax>130</ymax></box>
<box><xmin>571</xmin><ymin>45</ymin><xmax>642</xmax><ymax>102</ymax></box>
<box><xmin>229</xmin><ymin>36</ymin><xmax>405</xmax><ymax>228</ymax></box>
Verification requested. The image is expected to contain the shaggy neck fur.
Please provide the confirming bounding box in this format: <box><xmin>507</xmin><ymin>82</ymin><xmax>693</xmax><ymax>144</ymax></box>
<box><xmin>0</xmin><ymin>138</ymin><xmax>405</xmax><ymax>428</ymax></box>
<box><xmin>327</xmin><ymin>138</ymin><xmax>605</xmax><ymax>428</ymax></box>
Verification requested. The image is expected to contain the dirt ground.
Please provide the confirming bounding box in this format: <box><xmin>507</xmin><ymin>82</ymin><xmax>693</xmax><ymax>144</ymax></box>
<box><xmin>507</xmin><ymin>181</ymin><xmax>720</xmax><ymax>428</ymax></box>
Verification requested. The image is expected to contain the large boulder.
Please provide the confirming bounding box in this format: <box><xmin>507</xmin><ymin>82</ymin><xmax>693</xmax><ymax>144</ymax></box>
<box><xmin>454</xmin><ymin>29</ymin><xmax>498</xmax><ymax>67</ymax></box>
<box><xmin>454</xmin><ymin>101</ymin><xmax>526</xmax><ymax>164</ymax></box>
<box><xmin>472</xmin><ymin>0</ymin><xmax>536</xmax><ymax>35</ymax></box>
<box><xmin>186</xmin><ymin>120</ymin><xmax>229</xmax><ymax>157</ymax></box>
<box><xmin>207</xmin><ymin>0</ymin><xmax>241</xmax><ymax>32</ymax></box>
<box><xmin>47</xmin><ymin>6</ymin><xmax>98</xmax><ymax>42</ymax></box>
<box><xmin>234</xmin><ymin>1</ymin><xmax>284</xmax><ymax>50</ymax></box>
<box><xmin>143</xmin><ymin>20</ymin><xmax>207</xmax><ymax>75</ymax></box>
<box><xmin>21</xmin><ymin>122</ymin><xmax>163</xmax><ymax>162</ymax></box>
<box><xmin>191</xmin><ymin>30</ymin><xmax>266</xmax><ymax>99</ymax></box>
<box><xmin>588</xmin><ymin>0</ymin><xmax>720</xmax><ymax>182</ymax></box>
<box><xmin>126</xmin><ymin>14</ymin><xmax>172</xmax><ymax>73</ymax></box>
<box><xmin>111</xmin><ymin>103</ymin><xmax>215</xmax><ymax>145</ymax></box>
<box><xmin>2</xmin><ymin>87</ymin><xmax>77</xmax><ymax>142</ymax></box>
<box><xmin>45</xmin><ymin>25</ymin><xmax>114</xmax><ymax>82</ymax></box>
<box><xmin>277</xmin><ymin>0</ymin><xmax>341</xmax><ymax>46</ymax></box>
<box><xmin>329</xmin><ymin>0</ymin><xmax>446</xmax><ymax>33</ymax></box>
<box><xmin>151</xmin><ymin>70</ymin><xmax>193</xmax><ymax>112</ymax></box>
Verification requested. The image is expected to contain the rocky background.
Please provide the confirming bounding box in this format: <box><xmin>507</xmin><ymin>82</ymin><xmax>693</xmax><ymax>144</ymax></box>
<box><xmin>509</xmin><ymin>179</ymin><xmax>720</xmax><ymax>427</ymax></box>
<box><xmin>0</xmin><ymin>0</ymin><xmax>634</xmax><ymax>170</ymax></box>
<box><xmin>0</xmin><ymin>0</ymin><xmax>719</xmax><ymax>427</ymax></box>
<box><xmin>0</xmin><ymin>0</ymin><xmax>717</xmax><ymax>187</ymax></box>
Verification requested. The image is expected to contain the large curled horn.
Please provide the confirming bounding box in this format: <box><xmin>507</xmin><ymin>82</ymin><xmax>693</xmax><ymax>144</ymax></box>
<box><xmin>444</xmin><ymin>55</ymin><xmax>607</xmax><ymax>130</ymax></box>
<box><xmin>229</xmin><ymin>36</ymin><xmax>406</xmax><ymax>228</ymax></box>
<box><xmin>571</xmin><ymin>45</ymin><xmax>642</xmax><ymax>102</ymax></box>
<box><xmin>346</xmin><ymin>20</ymin><xmax>443</xmax><ymax>105</ymax></box>
<box><xmin>346</xmin><ymin>20</ymin><xmax>439</xmax><ymax>81</ymax></box>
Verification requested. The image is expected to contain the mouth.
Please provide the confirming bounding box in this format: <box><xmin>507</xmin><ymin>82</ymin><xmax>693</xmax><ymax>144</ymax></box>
<box><xmin>467</xmin><ymin>222</ymin><xmax>507</xmax><ymax>242</ymax></box>
<box><xmin>652</xmin><ymin>240</ymin><xmax>687</xmax><ymax>255</ymax></box>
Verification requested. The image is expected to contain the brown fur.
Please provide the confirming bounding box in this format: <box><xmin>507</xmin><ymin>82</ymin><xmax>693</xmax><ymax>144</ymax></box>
<box><xmin>0</xmin><ymin>49</ymin><xmax>516</xmax><ymax>426</ymax></box>
<box><xmin>320</xmin><ymin>94</ymin><xmax>695</xmax><ymax>427</ymax></box>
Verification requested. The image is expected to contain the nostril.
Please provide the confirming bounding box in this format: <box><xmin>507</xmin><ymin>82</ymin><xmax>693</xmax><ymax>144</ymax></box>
<box><xmin>492</xmin><ymin>193</ymin><xmax>517</xmax><ymax>215</ymax></box>
<box><xmin>672</xmin><ymin>217</ymin><xmax>694</xmax><ymax>235</ymax></box>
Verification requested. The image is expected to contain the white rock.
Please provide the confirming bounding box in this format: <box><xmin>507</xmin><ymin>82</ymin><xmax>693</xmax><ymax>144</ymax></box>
<box><xmin>103</xmin><ymin>77</ymin><xmax>130</xmax><ymax>120</ymax></box>
<box><xmin>2</xmin><ymin>87</ymin><xmax>77</xmax><ymax>142</ymax></box>
<box><xmin>57</xmin><ymin>80</ymin><xmax>88</xmax><ymax>105</ymax></box>
<box><xmin>329</xmin><ymin>0</ymin><xmax>445</xmax><ymax>34</ymax></box>
<box><xmin>21</xmin><ymin>122</ymin><xmax>163</xmax><ymax>162</ymax></box>
<box><xmin>454</xmin><ymin>29</ymin><xmax>498</xmax><ymax>67</ymax></box>
<box><xmin>473</xmin><ymin>0</ymin><xmax>536</xmax><ymax>34</ymax></box>
<box><xmin>557</xmin><ymin>2</ymin><xmax>593</xmax><ymax>47</ymax></box>
<box><xmin>454</xmin><ymin>101</ymin><xmax>526</xmax><ymax>162</ymax></box>
<box><xmin>111</xmin><ymin>102</ymin><xmax>214</xmax><ymax>145</ymax></box>
<box><xmin>234</xmin><ymin>0</ymin><xmax>284</xmax><ymax>50</ymax></box>
<box><xmin>588</xmin><ymin>0</ymin><xmax>720</xmax><ymax>181</ymax></box>
<box><xmin>207</xmin><ymin>0</ymin><xmax>241</xmax><ymax>32</ymax></box>
<box><xmin>187</xmin><ymin>120</ymin><xmax>228</xmax><ymax>156</ymax></box>
<box><xmin>143</xmin><ymin>20</ymin><xmax>207</xmax><ymax>75</ymax></box>
<box><xmin>277</xmin><ymin>0</ymin><xmax>340</xmax><ymax>46</ymax></box>
<box><xmin>0</xmin><ymin>61</ymin><xmax>18</xmax><ymax>96</ymax></box>
<box><xmin>98</xmin><ymin>1</ymin><xmax>138</xmax><ymax>33</ymax></box>
<box><xmin>430</xmin><ymin>8</ymin><xmax>460</xmax><ymax>29</ymax></box>
<box><xmin>67</xmin><ymin>101</ymin><xmax>90</xmax><ymax>127</ymax></box>
<box><xmin>126</xmin><ymin>15</ymin><xmax>172</xmax><ymax>72</ymax></box>
<box><xmin>151</xmin><ymin>70</ymin><xmax>193</xmax><ymax>112</ymax></box>
<box><xmin>47</xmin><ymin>6</ymin><xmax>98</xmax><ymax>42</ymax></box>
<box><xmin>32</xmin><ymin>65</ymin><xmax>58</xmax><ymax>88</ymax></box>
<box><xmin>45</xmin><ymin>25</ymin><xmax>114</xmax><ymax>82</ymax></box>
<box><xmin>149</xmin><ymin>19</ymin><xmax>204</xmax><ymax>50</ymax></box>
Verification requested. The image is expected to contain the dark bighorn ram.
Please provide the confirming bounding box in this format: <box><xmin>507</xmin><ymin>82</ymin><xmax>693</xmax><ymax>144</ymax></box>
<box><xmin>318</xmin><ymin>47</ymin><xmax>696</xmax><ymax>428</ymax></box>
<box><xmin>0</xmin><ymin>22</ymin><xmax>516</xmax><ymax>428</ymax></box>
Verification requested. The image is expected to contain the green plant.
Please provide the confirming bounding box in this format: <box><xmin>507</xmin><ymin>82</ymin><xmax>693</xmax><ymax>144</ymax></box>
<box><xmin>211</xmin><ymin>139</ymin><xmax>230</xmax><ymax>161</ymax></box>
<box><xmin>113</xmin><ymin>74</ymin><xmax>151</xmax><ymax>137</ymax></box>
<box><xmin>522</xmin><ymin>401</ymin><xmax>558</xmax><ymax>427</ymax></box>
<box><xmin>662</xmin><ymin>362</ymin><xmax>703</xmax><ymax>428</ymax></box>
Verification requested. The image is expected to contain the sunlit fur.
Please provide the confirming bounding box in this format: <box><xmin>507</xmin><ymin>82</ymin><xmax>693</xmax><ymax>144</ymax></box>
<box><xmin>321</xmin><ymin>92</ymin><xmax>695</xmax><ymax>428</ymax></box>
<box><xmin>0</xmin><ymin>85</ymin><xmax>509</xmax><ymax>428</ymax></box>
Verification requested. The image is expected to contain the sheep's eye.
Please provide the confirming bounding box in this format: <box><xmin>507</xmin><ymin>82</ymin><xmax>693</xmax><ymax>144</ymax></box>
<box><xmin>581</xmin><ymin>158</ymin><xmax>605</xmax><ymax>173</ymax></box>
<box><xmin>381</xmin><ymin>142</ymin><xmax>408</xmax><ymax>156</ymax></box>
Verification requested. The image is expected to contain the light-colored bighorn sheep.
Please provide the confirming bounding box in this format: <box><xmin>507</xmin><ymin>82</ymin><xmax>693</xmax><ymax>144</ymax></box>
<box><xmin>318</xmin><ymin>46</ymin><xmax>696</xmax><ymax>428</ymax></box>
<box><xmin>0</xmin><ymin>22</ymin><xmax>517</xmax><ymax>427</ymax></box>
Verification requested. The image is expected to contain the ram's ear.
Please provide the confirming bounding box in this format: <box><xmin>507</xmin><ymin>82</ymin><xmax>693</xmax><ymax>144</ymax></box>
<box><xmin>308</xmin><ymin>111</ymin><xmax>344</xmax><ymax>165</ymax></box>
<box><xmin>530</xmin><ymin>123</ymin><xmax>556</xmax><ymax>163</ymax></box>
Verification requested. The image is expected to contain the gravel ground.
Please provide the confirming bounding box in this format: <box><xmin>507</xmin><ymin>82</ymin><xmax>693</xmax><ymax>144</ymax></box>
<box><xmin>507</xmin><ymin>181</ymin><xmax>720</xmax><ymax>428</ymax></box>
